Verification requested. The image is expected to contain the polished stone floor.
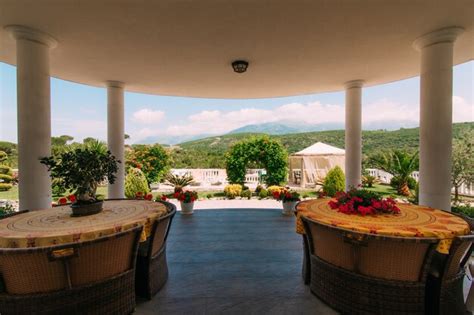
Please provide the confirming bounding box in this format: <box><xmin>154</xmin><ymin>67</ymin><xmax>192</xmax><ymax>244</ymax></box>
<box><xmin>136</xmin><ymin>209</ymin><xmax>337</xmax><ymax>315</ymax></box>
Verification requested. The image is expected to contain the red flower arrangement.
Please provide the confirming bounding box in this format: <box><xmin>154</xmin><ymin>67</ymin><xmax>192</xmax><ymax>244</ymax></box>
<box><xmin>67</xmin><ymin>194</ymin><xmax>76</xmax><ymax>203</ymax></box>
<box><xmin>176</xmin><ymin>190</ymin><xmax>198</xmax><ymax>203</ymax></box>
<box><xmin>272</xmin><ymin>189</ymin><xmax>301</xmax><ymax>202</ymax></box>
<box><xmin>135</xmin><ymin>192</ymin><xmax>153</xmax><ymax>201</ymax></box>
<box><xmin>328</xmin><ymin>188</ymin><xmax>400</xmax><ymax>216</ymax></box>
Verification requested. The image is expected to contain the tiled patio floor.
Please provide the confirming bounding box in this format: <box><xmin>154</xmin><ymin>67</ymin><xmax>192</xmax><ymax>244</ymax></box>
<box><xmin>136</xmin><ymin>208</ymin><xmax>337</xmax><ymax>315</ymax></box>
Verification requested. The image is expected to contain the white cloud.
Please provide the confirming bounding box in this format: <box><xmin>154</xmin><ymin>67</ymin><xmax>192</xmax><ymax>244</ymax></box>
<box><xmin>132</xmin><ymin>108</ymin><xmax>165</xmax><ymax>124</ymax></box>
<box><xmin>129</xmin><ymin>96</ymin><xmax>472</xmax><ymax>141</ymax></box>
<box><xmin>453</xmin><ymin>96</ymin><xmax>474</xmax><ymax>123</ymax></box>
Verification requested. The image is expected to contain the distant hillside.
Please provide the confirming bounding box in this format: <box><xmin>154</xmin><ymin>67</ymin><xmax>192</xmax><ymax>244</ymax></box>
<box><xmin>227</xmin><ymin>120</ymin><xmax>419</xmax><ymax>136</ymax></box>
<box><xmin>171</xmin><ymin>122</ymin><xmax>473</xmax><ymax>168</ymax></box>
<box><xmin>228</xmin><ymin>123</ymin><xmax>301</xmax><ymax>135</ymax></box>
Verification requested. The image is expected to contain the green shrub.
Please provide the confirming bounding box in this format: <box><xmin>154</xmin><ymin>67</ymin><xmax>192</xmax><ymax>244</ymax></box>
<box><xmin>241</xmin><ymin>189</ymin><xmax>252</xmax><ymax>199</ymax></box>
<box><xmin>206</xmin><ymin>193</ymin><xmax>213</xmax><ymax>199</ymax></box>
<box><xmin>323</xmin><ymin>166</ymin><xmax>345</xmax><ymax>197</ymax></box>
<box><xmin>0</xmin><ymin>203</ymin><xmax>15</xmax><ymax>217</ymax></box>
<box><xmin>390</xmin><ymin>176</ymin><xmax>416</xmax><ymax>190</ymax></box>
<box><xmin>125</xmin><ymin>168</ymin><xmax>150</xmax><ymax>199</ymax></box>
<box><xmin>0</xmin><ymin>183</ymin><xmax>13</xmax><ymax>191</ymax></box>
<box><xmin>255</xmin><ymin>185</ymin><xmax>263</xmax><ymax>194</ymax></box>
<box><xmin>224</xmin><ymin>184</ymin><xmax>242</xmax><ymax>199</ymax></box>
<box><xmin>0</xmin><ymin>174</ymin><xmax>12</xmax><ymax>183</ymax></box>
<box><xmin>452</xmin><ymin>203</ymin><xmax>474</xmax><ymax>218</ymax></box>
<box><xmin>258</xmin><ymin>189</ymin><xmax>269</xmax><ymax>199</ymax></box>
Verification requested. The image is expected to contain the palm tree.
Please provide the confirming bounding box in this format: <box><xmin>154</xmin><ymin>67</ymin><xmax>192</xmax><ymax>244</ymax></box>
<box><xmin>164</xmin><ymin>173</ymin><xmax>194</xmax><ymax>193</ymax></box>
<box><xmin>369</xmin><ymin>150</ymin><xmax>418</xmax><ymax>196</ymax></box>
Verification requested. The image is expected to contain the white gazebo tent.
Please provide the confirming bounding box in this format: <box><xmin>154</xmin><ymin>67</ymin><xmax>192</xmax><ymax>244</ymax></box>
<box><xmin>289</xmin><ymin>142</ymin><xmax>345</xmax><ymax>188</ymax></box>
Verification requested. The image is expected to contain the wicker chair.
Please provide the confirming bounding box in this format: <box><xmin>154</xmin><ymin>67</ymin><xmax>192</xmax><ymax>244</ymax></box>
<box><xmin>428</xmin><ymin>235</ymin><xmax>474</xmax><ymax>315</ymax></box>
<box><xmin>0</xmin><ymin>226</ymin><xmax>142</xmax><ymax>315</ymax></box>
<box><xmin>135</xmin><ymin>201</ymin><xmax>176</xmax><ymax>299</ymax></box>
<box><xmin>301</xmin><ymin>216</ymin><xmax>439</xmax><ymax>315</ymax></box>
<box><xmin>293</xmin><ymin>206</ymin><xmax>311</xmax><ymax>285</ymax></box>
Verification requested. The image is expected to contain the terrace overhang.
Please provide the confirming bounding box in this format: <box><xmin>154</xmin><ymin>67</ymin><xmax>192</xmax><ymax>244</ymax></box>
<box><xmin>0</xmin><ymin>0</ymin><xmax>472</xmax><ymax>99</ymax></box>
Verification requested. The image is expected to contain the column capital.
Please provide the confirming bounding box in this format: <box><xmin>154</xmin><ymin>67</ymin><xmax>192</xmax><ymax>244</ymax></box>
<box><xmin>344</xmin><ymin>80</ymin><xmax>364</xmax><ymax>89</ymax></box>
<box><xmin>413</xmin><ymin>26</ymin><xmax>464</xmax><ymax>51</ymax></box>
<box><xmin>106</xmin><ymin>81</ymin><xmax>125</xmax><ymax>89</ymax></box>
<box><xmin>4</xmin><ymin>25</ymin><xmax>57</xmax><ymax>48</ymax></box>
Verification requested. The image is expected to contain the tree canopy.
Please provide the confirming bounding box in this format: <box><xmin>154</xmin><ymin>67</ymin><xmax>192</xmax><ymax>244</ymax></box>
<box><xmin>126</xmin><ymin>144</ymin><xmax>170</xmax><ymax>185</ymax></box>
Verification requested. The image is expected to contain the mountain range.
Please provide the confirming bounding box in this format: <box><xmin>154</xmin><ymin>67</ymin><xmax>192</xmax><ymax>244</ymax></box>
<box><xmin>137</xmin><ymin>120</ymin><xmax>420</xmax><ymax>144</ymax></box>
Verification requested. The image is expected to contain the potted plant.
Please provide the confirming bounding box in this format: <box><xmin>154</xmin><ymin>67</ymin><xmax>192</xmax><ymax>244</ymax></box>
<box><xmin>175</xmin><ymin>190</ymin><xmax>198</xmax><ymax>215</ymax></box>
<box><xmin>40</xmin><ymin>141</ymin><xmax>119</xmax><ymax>216</ymax></box>
<box><xmin>273</xmin><ymin>188</ymin><xmax>301</xmax><ymax>215</ymax></box>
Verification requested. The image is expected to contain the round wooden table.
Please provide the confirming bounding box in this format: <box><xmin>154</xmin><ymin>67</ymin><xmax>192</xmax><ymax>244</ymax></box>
<box><xmin>0</xmin><ymin>200</ymin><xmax>168</xmax><ymax>248</ymax></box>
<box><xmin>296</xmin><ymin>198</ymin><xmax>470</xmax><ymax>254</ymax></box>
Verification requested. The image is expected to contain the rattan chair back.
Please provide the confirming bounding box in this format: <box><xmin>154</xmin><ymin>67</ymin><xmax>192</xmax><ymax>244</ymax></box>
<box><xmin>301</xmin><ymin>215</ymin><xmax>439</xmax><ymax>281</ymax></box>
<box><xmin>442</xmin><ymin>234</ymin><xmax>474</xmax><ymax>281</ymax></box>
<box><xmin>149</xmin><ymin>205</ymin><xmax>176</xmax><ymax>257</ymax></box>
<box><xmin>0</xmin><ymin>226</ymin><xmax>142</xmax><ymax>295</ymax></box>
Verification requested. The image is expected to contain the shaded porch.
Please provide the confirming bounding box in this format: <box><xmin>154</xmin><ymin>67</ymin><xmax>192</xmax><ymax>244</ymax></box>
<box><xmin>136</xmin><ymin>208</ymin><xmax>336</xmax><ymax>314</ymax></box>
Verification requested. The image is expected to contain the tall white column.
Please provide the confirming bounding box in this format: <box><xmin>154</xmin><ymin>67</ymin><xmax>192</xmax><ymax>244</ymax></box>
<box><xmin>107</xmin><ymin>81</ymin><xmax>125</xmax><ymax>199</ymax></box>
<box><xmin>413</xmin><ymin>27</ymin><xmax>463</xmax><ymax>211</ymax></box>
<box><xmin>344</xmin><ymin>80</ymin><xmax>364</xmax><ymax>191</ymax></box>
<box><xmin>5</xmin><ymin>25</ymin><xmax>57</xmax><ymax>210</ymax></box>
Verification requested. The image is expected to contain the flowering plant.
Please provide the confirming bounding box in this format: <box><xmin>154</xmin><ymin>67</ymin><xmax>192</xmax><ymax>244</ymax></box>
<box><xmin>175</xmin><ymin>190</ymin><xmax>198</xmax><ymax>203</ymax></box>
<box><xmin>58</xmin><ymin>194</ymin><xmax>77</xmax><ymax>205</ymax></box>
<box><xmin>135</xmin><ymin>192</ymin><xmax>153</xmax><ymax>201</ymax></box>
<box><xmin>328</xmin><ymin>188</ymin><xmax>400</xmax><ymax>216</ymax></box>
<box><xmin>272</xmin><ymin>189</ymin><xmax>301</xmax><ymax>202</ymax></box>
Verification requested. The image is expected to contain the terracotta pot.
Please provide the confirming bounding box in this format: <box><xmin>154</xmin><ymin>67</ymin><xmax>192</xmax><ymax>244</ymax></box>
<box><xmin>70</xmin><ymin>200</ymin><xmax>103</xmax><ymax>217</ymax></box>
<box><xmin>282</xmin><ymin>201</ymin><xmax>298</xmax><ymax>215</ymax></box>
<box><xmin>180</xmin><ymin>201</ymin><xmax>194</xmax><ymax>214</ymax></box>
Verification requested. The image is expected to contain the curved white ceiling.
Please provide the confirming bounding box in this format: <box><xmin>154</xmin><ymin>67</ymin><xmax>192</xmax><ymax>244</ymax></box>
<box><xmin>0</xmin><ymin>0</ymin><xmax>472</xmax><ymax>98</ymax></box>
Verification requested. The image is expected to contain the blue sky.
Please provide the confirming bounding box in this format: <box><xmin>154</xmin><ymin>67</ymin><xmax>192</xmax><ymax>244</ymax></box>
<box><xmin>1</xmin><ymin>61</ymin><xmax>472</xmax><ymax>144</ymax></box>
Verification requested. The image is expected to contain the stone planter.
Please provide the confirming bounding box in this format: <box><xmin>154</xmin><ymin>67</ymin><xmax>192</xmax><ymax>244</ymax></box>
<box><xmin>180</xmin><ymin>201</ymin><xmax>194</xmax><ymax>215</ymax></box>
<box><xmin>71</xmin><ymin>200</ymin><xmax>103</xmax><ymax>217</ymax></box>
<box><xmin>282</xmin><ymin>201</ymin><xmax>298</xmax><ymax>216</ymax></box>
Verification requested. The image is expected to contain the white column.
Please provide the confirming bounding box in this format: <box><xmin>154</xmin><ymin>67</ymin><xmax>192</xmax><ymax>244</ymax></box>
<box><xmin>107</xmin><ymin>81</ymin><xmax>125</xmax><ymax>199</ymax></box>
<box><xmin>5</xmin><ymin>25</ymin><xmax>57</xmax><ymax>210</ymax></box>
<box><xmin>344</xmin><ymin>80</ymin><xmax>364</xmax><ymax>191</ymax></box>
<box><xmin>413</xmin><ymin>27</ymin><xmax>463</xmax><ymax>211</ymax></box>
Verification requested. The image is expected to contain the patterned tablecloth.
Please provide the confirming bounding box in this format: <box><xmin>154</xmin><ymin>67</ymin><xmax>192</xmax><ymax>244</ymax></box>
<box><xmin>296</xmin><ymin>198</ymin><xmax>470</xmax><ymax>254</ymax></box>
<box><xmin>0</xmin><ymin>200</ymin><xmax>168</xmax><ymax>248</ymax></box>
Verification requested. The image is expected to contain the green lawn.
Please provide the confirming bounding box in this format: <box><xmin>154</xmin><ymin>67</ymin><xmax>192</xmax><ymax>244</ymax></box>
<box><xmin>366</xmin><ymin>184</ymin><xmax>400</xmax><ymax>197</ymax></box>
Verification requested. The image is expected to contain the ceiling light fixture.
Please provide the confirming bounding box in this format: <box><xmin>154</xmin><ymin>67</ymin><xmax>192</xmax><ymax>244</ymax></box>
<box><xmin>232</xmin><ymin>60</ymin><xmax>249</xmax><ymax>73</ymax></box>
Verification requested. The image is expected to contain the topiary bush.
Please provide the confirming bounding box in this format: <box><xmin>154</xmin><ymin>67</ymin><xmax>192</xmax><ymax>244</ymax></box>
<box><xmin>224</xmin><ymin>184</ymin><xmax>242</xmax><ymax>199</ymax></box>
<box><xmin>0</xmin><ymin>152</ymin><xmax>13</xmax><ymax>191</ymax></box>
<box><xmin>0</xmin><ymin>183</ymin><xmax>12</xmax><ymax>191</ymax></box>
<box><xmin>323</xmin><ymin>166</ymin><xmax>345</xmax><ymax>197</ymax></box>
<box><xmin>258</xmin><ymin>189</ymin><xmax>269</xmax><ymax>199</ymax></box>
<box><xmin>240</xmin><ymin>189</ymin><xmax>252</xmax><ymax>200</ymax></box>
<box><xmin>225</xmin><ymin>136</ymin><xmax>288</xmax><ymax>186</ymax></box>
<box><xmin>125</xmin><ymin>168</ymin><xmax>150</xmax><ymax>199</ymax></box>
